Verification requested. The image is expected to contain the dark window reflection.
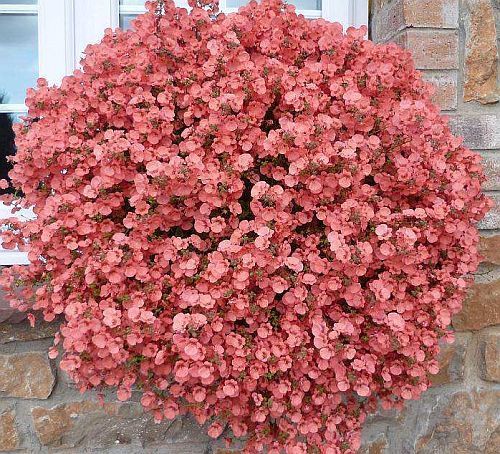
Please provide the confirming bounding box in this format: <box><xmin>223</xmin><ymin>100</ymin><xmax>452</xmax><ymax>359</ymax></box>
<box><xmin>0</xmin><ymin>95</ymin><xmax>15</xmax><ymax>195</ymax></box>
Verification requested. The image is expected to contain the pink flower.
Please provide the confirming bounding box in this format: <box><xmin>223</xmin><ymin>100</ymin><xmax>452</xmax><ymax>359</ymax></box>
<box><xmin>285</xmin><ymin>256</ymin><xmax>304</xmax><ymax>273</ymax></box>
<box><xmin>387</xmin><ymin>312</ymin><xmax>406</xmax><ymax>331</ymax></box>
<box><xmin>375</xmin><ymin>224</ymin><xmax>391</xmax><ymax>238</ymax></box>
<box><xmin>103</xmin><ymin>308</ymin><xmax>121</xmax><ymax>328</ymax></box>
<box><xmin>222</xmin><ymin>379</ymin><xmax>239</xmax><ymax>398</ymax></box>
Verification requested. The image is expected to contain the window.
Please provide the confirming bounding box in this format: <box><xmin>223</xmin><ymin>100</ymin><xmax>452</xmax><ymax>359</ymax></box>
<box><xmin>0</xmin><ymin>1</ymin><xmax>38</xmax><ymax>264</ymax></box>
<box><xmin>0</xmin><ymin>0</ymin><xmax>368</xmax><ymax>265</ymax></box>
<box><xmin>118</xmin><ymin>0</ymin><xmax>368</xmax><ymax>30</ymax></box>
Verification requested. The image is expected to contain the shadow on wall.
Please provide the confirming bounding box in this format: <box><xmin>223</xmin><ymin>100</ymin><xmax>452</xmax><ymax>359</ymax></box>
<box><xmin>0</xmin><ymin>94</ymin><xmax>16</xmax><ymax>195</ymax></box>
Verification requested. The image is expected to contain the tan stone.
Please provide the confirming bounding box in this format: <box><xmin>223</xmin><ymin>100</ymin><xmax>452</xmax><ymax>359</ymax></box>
<box><xmin>430</xmin><ymin>336</ymin><xmax>468</xmax><ymax>386</ymax></box>
<box><xmin>31</xmin><ymin>401</ymin><xmax>209</xmax><ymax>449</ymax></box>
<box><xmin>0</xmin><ymin>352</ymin><xmax>55</xmax><ymax>399</ymax></box>
<box><xmin>478</xmin><ymin>192</ymin><xmax>500</xmax><ymax>230</ymax></box>
<box><xmin>393</xmin><ymin>29</ymin><xmax>459</xmax><ymax>70</ymax></box>
<box><xmin>403</xmin><ymin>0</ymin><xmax>459</xmax><ymax>28</ymax></box>
<box><xmin>0</xmin><ymin>410</ymin><xmax>19</xmax><ymax>452</ymax></box>
<box><xmin>448</xmin><ymin>114</ymin><xmax>500</xmax><ymax>150</ymax></box>
<box><xmin>464</xmin><ymin>0</ymin><xmax>500</xmax><ymax>104</ymax></box>
<box><xmin>479</xmin><ymin>235</ymin><xmax>500</xmax><ymax>266</ymax></box>
<box><xmin>480</xmin><ymin>153</ymin><xmax>500</xmax><ymax>192</ymax></box>
<box><xmin>480</xmin><ymin>332</ymin><xmax>500</xmax><ymax>382</ymax></box>
<box><xmin>360</xmin><ymin>435</ymin><xmax>388</xmax><ymax>454</ymax></box>
<box><xmin>485</xmin><ymin>426</ymin><xmax>500</xmax><ymax>454</ymax></box>
<box><xmin>422</xmin><ymin>72</ymin><xmax>458</xmax><ymax>110</ymax></box>
<box><xmin>372</xmin><ymin>0</ymin><xmax>459</xmax><ymax>42</ymax></box>
<box><xmin>415</xmin><ymin>390</ymin><xmax>500</xmax><ymax>453</ymax></box>
<box><xmin>453</xmin><ymin>279</ymin><xmax>500</xmax><ymax>331</ymax></box>
<box><xmin>32</xmin><ymin>401</ymin><xmax>139</xmax><ymax>447</ymax></box>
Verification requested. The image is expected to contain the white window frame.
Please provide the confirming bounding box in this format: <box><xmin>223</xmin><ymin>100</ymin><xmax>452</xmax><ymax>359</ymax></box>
<box><xmin>0</xmin><ymin>0</ymin><xmax>368</xmax><ymax>265</ymax></box>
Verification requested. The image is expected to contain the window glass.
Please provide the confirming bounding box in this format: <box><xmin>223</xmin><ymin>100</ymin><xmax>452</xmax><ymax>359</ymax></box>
<box><xmin>0</xmin><ymin>12</ymin><xmax>38</xmax><ymax>105</ymax></box>
<box><xmin>119</xmin><ymin>0</ymin><xmax>323</xmax><ymax>29</ymax></box>
<box><xmin>0</xmin><ymin>1</ymin><xmax>38</xmax><ymax>199</ymax></box>
<box><xmin>227</xmin><ymin>0</ymin><xmax>321</xmax><ymax>9</ymax></box>
<box><xmin>120</xmin><ymin>0</ymin><xmax>321</xmax><ymax>9</ymax></box>
<box><xmin>0</xmin><ymin>0</ymin><xmax>36</xmax><ymax>3</ymax></box>
<box><xmin>120</xmin><ymin>13</ymin><xmax>135</xmax><ymax>30</ymax></box>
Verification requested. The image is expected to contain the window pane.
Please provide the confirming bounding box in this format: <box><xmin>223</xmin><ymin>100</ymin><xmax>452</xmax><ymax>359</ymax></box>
<box><xmin>0</xmin><ymin>109</ymin><xmax>16</xmax><ymax>195</ymax></box>
<box><xmin>119</xmin><ymin>1</ymin><xmax>323</xmax><ymax>30</ymax></box>
<box><xmin>119</xmin><ymin>0</ymin><xmax>322</xmax><ymax>10</ymax></box>
<box><xmin>227</xmin><ymin>0</ymin><xmax>321</xmax><ymax>9</ymax></box>
<box><xmin>120</xmin><ymin>14</ymin><xmax>136</xmax><ymax>30</ymax></box>
<box><xmin>0</xmin><ymin>0</ymin><xmax>36</xmax><ymax>4</ymax></box>
<box><xmin>0</xmin><ymin>13</ymin><xmax>38</xmax><ymax>104</ymax></box>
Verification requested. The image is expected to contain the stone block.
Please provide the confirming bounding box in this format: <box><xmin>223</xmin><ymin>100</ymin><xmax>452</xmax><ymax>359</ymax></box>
<box><xmin>0</xmin><ymin>352</ymin><xmax>55</xmax><ymax>399</ymax></box>
<box><xmin>422</xmin><ymin>71</ymin><xmax>458</xmax><ymax>110</ymax></box>
<box><xmin>413</xmin><ymin>390</ymin><xmax>500</xmax><ymax>453</ymax></box>
<box><xmin>463</xmin><ymin>0</ymin><xmax>500</xmax><ymax>104</ymax></box>
<box><xmin>0</xmin><ymin>319</ymin><xmax>58</xmax><ymax>344</ymax></box>
<box><xmin>430</xmin><ymin>336</ymin><xmax>468</xmax><ymax>386</ymax></box>
<box><xmin>480</xmin><ymin>332</ymin><xmax>500</xmax><ymax>382</ymax></box>
<box><xmin>453</xmin><ymin>278</ymin><xmax>500</xmax><ymax>331</ymax></box>
<box><xmin>0</xmin><ymin>409</ymin><xmax>19</xmax><ymax>452</ymax></box>
<box><xmin>448</xmin><ymin>115</ymin><xmax>500</xmax><ymax>150</ymax></box>
<box><xmin>478</xmin><ymin>192</ymin><xmax>500</xmax><ymax>230</ymax></box>
<box><xmin>479</xmin><ymin>234</ymin><xmax>500</xmax><ymax>266</ymax></box>
<box><xmin>31</xmin><ymin>401</ymin><xmax>210</xmax><ymax>450</ymax></box>
<box><xmin>393</xmin><ymin>29</ymin><xmax>459</xmax><ymax>70</ymax></box>
<box><xmin>479</xmin><ymin>152</ymin><xmax>500</xmax><ymax>191</ymax></box>
<box><xmin>372</xmin><ymin>0</ymin><xmax>459</xmax><ymax>42</ymax></box>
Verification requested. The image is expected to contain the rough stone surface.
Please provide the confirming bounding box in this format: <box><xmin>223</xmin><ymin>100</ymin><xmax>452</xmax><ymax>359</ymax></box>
<box><xmin>480</xmin><ymin>152</ymin><xmax>500</xmax><ymax>191</ymax></box>
<box><xmin>32</xmin><ymin>401</ymin><xmax>143</xmax><ymax>448</ymax></box>
<box><xmin>478</xmin><ymin>192</ymin><xmax>500</xmax><ymax>230</ymax></box>
<box><xmin>430</xmin><ymin>336</ymin><xmax>468</xmax><ymax>386</ymax></box>
<box><xmin>448</xmin><ymin>115</ymin><xmax>500</xmax><ymax>150</ymax></box>
<box><xmin>423</xmin><ymin>72</ymin><xmax>458</xmax><ymax>110</ymax></box>
<box><xmin>393</xmin><ymin>29</ymin><xmax>459</xmax><ymax>69</ymax></box>
<box><xmin>0</xmin><ymin>409</ymin><xmax>19</xmax><ymax>452</ymax></box>
<box><xmin>412</xmin><ymin>390</ymin><xmax>500</xmax><ymax>453</ymax></box>
<box><xmin>480</xmin><ymin>332</ymin><xmax>500</xmax><ymax>382</ymax></box>
<box><xmin>453</xmin><ymin>279</ymin><xmax>500</xmax><ymax>331</ymax></box>
<box><xmin>372</xmin><ymin>0</ymin><xmax>459</xmax><ymax>42</ymax></box>
<box><xmin>479</xmin><ymin>234</ymin><xmax>500</xmax><ymax>265</ymax></box>
<box><xmin>0</xmin><ymin>352</ymin><xmax>55</xmax><ymax>399</ymax></box>
<box><xmin>32</xmin><ymin>401</ymin><xmax>210</xmax><ymax>450</ymax></box>
<box><xmin>0</xmin><ymin>289</ymin><xmax>26</xmax><ymax>324</ymax></box>
<box><xmin>359</xmin><ymin>435</ymin><xmax>388</xmax><ymax>454</ymax></box>
<box><xmin>0</xmin><ymin>319</ymin><xmax>58</xmax><ymax>344</ymax></box>
<box><xmin>463</xmin><ymin>0</ymin><xmax>500</xmax><ymax>104</ymax></box>
<box><xmin>485</xmin><ymin>426</ymin><xmax>500</xmax><ymax>454</ymax></box>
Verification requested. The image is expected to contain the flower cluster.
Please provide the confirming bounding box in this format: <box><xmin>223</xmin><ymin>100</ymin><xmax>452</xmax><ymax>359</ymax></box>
<box><xmin>0</xmin><ymin>1</ymin><xmax>491</xmax><ymax>452</ymax></box>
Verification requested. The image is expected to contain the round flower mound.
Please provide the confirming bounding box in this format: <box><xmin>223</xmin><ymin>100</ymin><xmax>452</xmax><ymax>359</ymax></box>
<box><xmin>0</xmin><ymin>0</ymin><xmax>491</xmax><ymax>452</ymax></box>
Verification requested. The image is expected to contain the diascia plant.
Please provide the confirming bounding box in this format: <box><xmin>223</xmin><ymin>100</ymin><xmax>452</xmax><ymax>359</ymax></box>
<box><xmin>0</xmin><ymin>0</ymin><xmax>491</xmax><ymax>452</ymax></box>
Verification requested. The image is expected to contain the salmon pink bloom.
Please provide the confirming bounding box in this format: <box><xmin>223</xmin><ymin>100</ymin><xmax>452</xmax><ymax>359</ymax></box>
<box><xmin>0</xmin><ymin>0</ymin><xmax>490</xmax><ymax>452</ymax></box>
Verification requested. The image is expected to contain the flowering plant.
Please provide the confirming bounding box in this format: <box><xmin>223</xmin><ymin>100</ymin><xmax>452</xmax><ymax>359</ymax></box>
<box><xmin>0</xmin><ymin>0</ymin><xmax>491</xmax><ymax>452</ymax></box>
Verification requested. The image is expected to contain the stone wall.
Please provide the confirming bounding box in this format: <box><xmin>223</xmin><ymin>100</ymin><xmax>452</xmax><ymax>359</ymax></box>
<box><xmin>0</xmin><ymin>1</ymin><xmax>499</xmax><ymax>453</ymax></box>
<box><xmin>364</xmin><ymin>1</ymin><xmax>500</xmax><ymax>453</ymax></box>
